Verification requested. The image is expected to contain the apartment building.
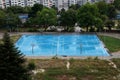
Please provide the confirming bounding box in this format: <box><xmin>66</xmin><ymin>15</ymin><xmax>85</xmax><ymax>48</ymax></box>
<box><xmin>69</xmin><ymin>0</ymin><xmax>77</xmax><ymax>6</ymax></box>
<box><xmin>41</xmin><ymin>0</ymin><xmax>53</xmax><ymax>8</ymax></box>
<box><xmin>55</xmin><ymin>0</ymin><xmax>69</xmax><ymax>11</ymax></box>
<box><xmin>0</xmin><ymin>0</ymin><xmax>5</xmax><ymax>8</ymax></box>
<box><xmin>10</xmin><ymin>0</ymin><xmax>26</xmax><ymax>7</ymax></box>
<box><xmin>105</xmin><ymin>0</ymin><xmax>114</xmax><ymax>3</ymax></box>
<box><xmin>26</xmin><ymin>0</ymin><xmax>40</xmax><ymax>7</ymax></box>
<box><xmin>0</xmin><ymin>0</ymin><xmax>115</xmax><ymax>9</ymax></box>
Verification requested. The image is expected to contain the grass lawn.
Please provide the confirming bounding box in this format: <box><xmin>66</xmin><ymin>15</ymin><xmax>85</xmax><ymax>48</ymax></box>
<box><xmin>99</xmin><ymin>35</ymin><xmax>120</xmax><ymax>52</ymax></box>
<box><xmin>0</xmin><ymin>35</ymin><xmax>21</xmax><ymax>44</ymax></box>
<box><xmin>112</xmin><ymin>58</ymin><xmax>120</xmax><ymax>69</ymax></box>
<box><xmin>28</xmin><ymin>59</ymin><xmax>120</xmax><ymax>80</ymax></box>
<box><xmin>10</xmin><ymin>35</ymin><xmax>21</xmax><ymax>43</ymax></box>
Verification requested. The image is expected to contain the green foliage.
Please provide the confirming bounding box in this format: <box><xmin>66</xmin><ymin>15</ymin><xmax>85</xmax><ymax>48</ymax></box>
<box><xmin>23</xmin><ymin>6</ymin><xmax>31</xmax><ymax>13</ymax></box>
<box><xmin>94</xmin><ymin>57</ymin><xmax>99</xmax><ymax>60</ymax></box>
<box><xmin>105</xmin><ymin>20</ymin><xmax>115</xmax><ymax>31</ymax></box>
<box><xmin>77</xmin><ymin>3</ymin><xmax>100</xmax><ymax>31</ymax></box>
<box><xmin>95</xmin><ymin>17</ymin><xmax>103</xmax><ymax>32</ymax></box>
<box><xmin>59</xmin><ymin>9</ymin><xmax>77</xmax><ymax>27</ymax></box>
<box><xmin>113</xmin><ymin>0</ymin><xmax>120</xmax><ymax>10</ymax></box>
<box><xmin>96</xmin><ymin>1</ymin><xmax>108</xmax><ymax>15</ymax></box>
<box><xmin>69</xmin><ymin>4</ymin><xmax>81</xmax><ymax>10</ymax></box>
<box><xmin>0</xmin><ymin>10</ymin><xmax>6</xmax><ymax>27</ymax></box>
<box><xmin>36</xmin><ymin>8</ymin><xmax>57</xmax><ymax>28</ymax></box>
<box><xmin>52</xmin><ymin>55</ymin><xmax>59</xmax><ymax>59</ymax></box>
<box><xmin>51</xmin><ymin>5</ymin><xmax>58</xmax><ymax>12</ymax></box>
<box><xmin>27</xmin><ymin>62</ymin><xmax>36</xmax><ymax>70</ymax></box>
<box><xmin>6</xmin><ymin>13</ymin><xmax>21</xmax><ymax>32</ymax></box>
<box><xmin>107</xmin><ymin>4</ymin><xmax>116</xmax><ymax>19</ymax></box>
<box><xmin>5</xmin><ymin>6</ymin><xmax>25</xmax><ymax>14</ymax></box>
<box><xmin>29</xmin><ymin>3</ymin><xmax>43</xmax><ymax>17</ymax></box>
<box><xmin>69</xmin><ymin>58</ymin><xmax>75</xmax><ymax>63</ymax></box>
<box><xmin>0</xmin><ymin>1</ymin><xmax>118</xmax><ymax>31</ymax></box>
<box><xmin>117</xmin><ymin>20</ymin><xmax>120</xmax><ymax>29</ymax></box>
<box><xmin>0</xmin><ymin>33</ymin><xmax>31</xmax><ymax>80</ymax></box>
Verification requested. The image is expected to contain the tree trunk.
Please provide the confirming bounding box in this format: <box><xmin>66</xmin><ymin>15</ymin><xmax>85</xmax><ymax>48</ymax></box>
<box><xmin>86</xmin><ymin>27</ymin><xmax>89</xmax><ymax>32</ymax></box>
<box><xmin>108</xmin><ymin>26</ymin><xmax>111</xmax><ymax>31</ymax></box>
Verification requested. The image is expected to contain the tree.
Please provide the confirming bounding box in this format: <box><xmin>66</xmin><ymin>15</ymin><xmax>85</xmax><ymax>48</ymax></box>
<box><xmin>69</xmin><ymin>4</ymin><xmax>81</xmax><ymax>10</ymax></box>
<box><xmin>96</xmin><ymin>1</ymin><xmax>108</xmax><ymax>15</ymax></box>
<box><xmin>51</xmin><ymin>5</ymin><xmax>58</xmax><ymax>12</ymax></box>
<box><xmin>107</xmin><ymin>4</ymin><xmax>116</xmax><ymax>19</ymax></box>
<box><xmin>29</xmin><ymin>4</ymin><xmax>43</xmax><ymax>17</ymax></box>
<box><xmin>0</xmin><ymin>10</ymin><xmax>6</xmax><ymax>27</ymax></box>
<box><xmin>117</xmin><ymin>20</ymin><xmax>120</xmax><ymax>29</ymax></box>
<box><xmin>95</xmin><ymin>17</ymin><xmax>103</xmax><ymax>32</ymax></box>
<box><xmin>105</xmin><ymin>20</ymin><xmax>115</xmax><ymax>31</ymax></box>
<box><xmin>6</xmin><ymin>13</ymin><xmax>21</xmax><ymax>32</ymax></box>
<box><xmin>77</xmin><ymin>3</ymin><xmax>100</xmax><ymax>31</ymax></box>
<box><xmin>58</xmin><ymin>8</ymin><xmax>65</xmax><ymax>14</ymax></box>
<box><xmin>96</xmin><ymin>1</ymin><xmax>116</xmax><ymax>19</ymax></box>
<box><xmin>113</xmin><ymin>0</ymin><xmax>120</xmax><ymax>10</ymax></box>
<box><xmin>23</xmin><ymin>6</ymin><xmax>31</xmax><ymax>13</ymax></box>
<box><xmin>0</xmin><ymin>33</ymin><xmax>30</xmax><ymax>80</ymax></box>
<box><xmin>36</xmin><ymin>8</ymin><xmax>57</xmax><ymax>30</ymax></box>
<box><xmin>5</xmin><ymin>6</ymin><xmax>24</xmax><ymax>14</ymax></box>
<box><xmin>98</xmin><ymin>15</ymin><xmax>108</xmax><ymax>31</ymax></box>
<box><xmin>59</xmin><ymin>9</ymin><xmax>77</xmax><ymax>27</ymax></box>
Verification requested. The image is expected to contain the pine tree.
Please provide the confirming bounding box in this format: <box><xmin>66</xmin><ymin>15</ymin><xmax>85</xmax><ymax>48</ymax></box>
<box><xmin>0</xmin><ymin>33</ymin><xmax>31</xmax><ymax>80</ymax></box>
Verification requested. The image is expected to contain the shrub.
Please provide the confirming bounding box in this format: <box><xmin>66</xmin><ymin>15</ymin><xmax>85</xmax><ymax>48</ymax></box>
<box><xmin>52</xmin><ymin>55</ymin><xmax>59</xmax><ymax>59</ymax></box>
<box><xmin>69</xmin><ymin>58</ymin><xmax>75</xmax><ymax>63</ymax></box>
<box><xmin>27</xmin><ymin>62</ymin><xmax>36</xmax><ymax>70</ymax></box>
<box><xmin>94</xmin><ymin>57</ymin><xmax>99</xmax><ymax>60</ymax></box>
<box><xmin>27</xmin><ymin>28</ymin><xmax>38</xmax><ymax>32</ymax></box>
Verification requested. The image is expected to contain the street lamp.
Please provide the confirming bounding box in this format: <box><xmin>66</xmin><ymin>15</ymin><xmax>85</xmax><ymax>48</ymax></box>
<box><xmin>80</xmin><ymin>43</ymin><xmax>82</xmax><ymax>54</ymax></box>
<box><xmin>31</xmin><ymin>43</ymin><xmax>35</xmax><ymax>56</ymax></box>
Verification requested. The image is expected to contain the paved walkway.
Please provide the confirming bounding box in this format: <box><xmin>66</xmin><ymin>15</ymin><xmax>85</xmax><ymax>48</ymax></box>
<box><xmin>97</xmin><ymin>32</ymin><xmax>120</xmax><ymax>39</ymax></box>
<box><xmin>0</xmin><ymin>32</ymin><xmax>120</xmax><ymax>59</ymax></box>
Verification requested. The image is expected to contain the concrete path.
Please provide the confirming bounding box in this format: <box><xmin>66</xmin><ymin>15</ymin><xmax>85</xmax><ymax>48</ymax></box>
<box><xmin>98</xmin><ymin>32</ymin><xmax>120</xmax><ymax>39</ymax></box>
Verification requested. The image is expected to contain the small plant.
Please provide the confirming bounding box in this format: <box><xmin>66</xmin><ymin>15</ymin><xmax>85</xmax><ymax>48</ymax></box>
<box><xmin>52</xmin><ymin>55</ymin><xmax>58</xmax><ymax>59</ymax></box>
<box><xmin>94</xmin><ymin>56</ymin><xmax>99</xmax><ymax>60</ymax></box>
<box><xmin>27</xmin><ymin>62</ymin><xmax>36</xmax><ymax>71</ymax></box>
<box><xmin>69</xmin><ymin>58</ymin><xmax>75</xmax><ymax>63</ymax></box>
<box><xmin>87</xmin><ymin>57</ymin><xmax>93</xmax><ymax>60</ymax></box>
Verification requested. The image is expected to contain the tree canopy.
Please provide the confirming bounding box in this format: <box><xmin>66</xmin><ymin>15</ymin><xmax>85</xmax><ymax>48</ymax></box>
<box><xmin>59</xmin><ymin>9</ymin><xmax>77</xmax><ymax>27</ymax></box>
<box><xmin>36</xmin><ymin>8</ymin><xmax>57</xmax><ymax>29</ymax></box>
<box><xmin>113</xmin><ymin>0</ymin><xmax>120</xmax><ymax>10</ymax></box>
<box><xmin>29</xmin><ymin>4</ymin><xmax>43</xmax><ymax>17</ymax></box>
<box><xmin>77</xmin><ymin>3</ymin><xmax>101</xmax><ymax>31</ymax></box>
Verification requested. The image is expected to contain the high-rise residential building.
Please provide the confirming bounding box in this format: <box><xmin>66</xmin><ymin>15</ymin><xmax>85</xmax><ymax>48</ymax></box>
<box><xmin>0</xmin><ymin>0</ymin><xmax>115</xmax><ymax>9</ymax></box>
<box><xmin>5</xmin><ymin>0</ymin><xmax>11</xmax><ymax>7</ymax></box>
<box><xmin>0</xmin><ymin>0</ymin><xmax>5</xmax><ymax>8</ymax></box>
<box><xmin>105</xmin><ymin>0</ymin><xmax>114</xmax><ymax>3</ymax></box>
<box><xmin>76</xmin><ymin>0</ymin><xmax>91</xmax><ymax>6</ymax></box>
<box><xmin>26</xmin><ymin>0</ymin><xmax>40</xmax><ymax>7</ymax></box>
<box><xmin>10</xmin><ymin>0</ymin><xmax>26</xmax><ymax>7</ymax></box>
<box><xmin>41</xmin><ymin>0</ymin><xmax>53</xmax><ymax>8</ymax></box>
<box><xmin>55</xmin><ymin>0</ymin><xmax>69</xmax><ymax>11</ymax></box>
<box><xmin>69</xmin><ymin>0</ymin><xmax>77</xmax><ymax>6</ymax></box>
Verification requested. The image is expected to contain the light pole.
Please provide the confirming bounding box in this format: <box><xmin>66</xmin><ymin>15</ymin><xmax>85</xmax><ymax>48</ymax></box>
<box><xmin>31</xmin><ymin>43</ymin><xmax>35</xmax><ymax>56</ymax></box>
<box><xmin>80</xmin><ymin>43</ymin><xmax>82</xmax><ymax>54</ymax></box>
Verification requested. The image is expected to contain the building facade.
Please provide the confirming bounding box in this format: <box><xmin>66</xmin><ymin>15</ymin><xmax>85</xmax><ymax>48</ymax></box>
<box><xmin>0</xmin><ymin>0</ymin><xmax>5</xmax><ymax>8</ymax></box>
<box><xmin>0</xmin><ymin>0</ymin><xmax>115</xmax><ymax>10</ymax></box>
